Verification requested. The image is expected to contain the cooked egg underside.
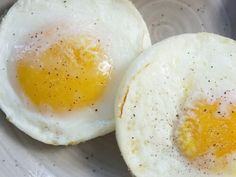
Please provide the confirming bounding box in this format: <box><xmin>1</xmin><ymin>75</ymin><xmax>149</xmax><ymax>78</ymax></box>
<box><xmin>0</xmin><ymin>0</ymin><xmax>151</xmax><ymax>145</ymax></box>
<box><xmin>116</xmin><ymin>33</ymin><xmax>236</xmax><ymax>177</ymax></box>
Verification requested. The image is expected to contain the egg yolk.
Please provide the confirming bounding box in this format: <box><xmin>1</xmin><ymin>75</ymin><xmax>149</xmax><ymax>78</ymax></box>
<box><xmin>177</xmin><ymin>99</ymin><xmax>236</xmax><ymax>171</ymax></box>
<box><xmin>16</xmin><ymin>35</ymin><xmax>112</xmax><ymax>113</ymax></box>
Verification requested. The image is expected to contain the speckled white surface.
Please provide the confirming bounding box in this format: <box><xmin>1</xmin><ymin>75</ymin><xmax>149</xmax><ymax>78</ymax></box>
<box><xmin>0</xmin><ymin>0</ymin><xmax>235</xmax><ymax>177</ymax></box>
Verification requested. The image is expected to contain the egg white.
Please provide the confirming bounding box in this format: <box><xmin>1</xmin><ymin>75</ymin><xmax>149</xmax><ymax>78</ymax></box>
<box><xmin>0</xmin><ymin>0</ymin><xmax>151</xmax><ymax>145</ymax></box>
<box><xmin>116</xmin><ymin>33</ymin><xmax>236</xmax><ymax>177</ymax></box>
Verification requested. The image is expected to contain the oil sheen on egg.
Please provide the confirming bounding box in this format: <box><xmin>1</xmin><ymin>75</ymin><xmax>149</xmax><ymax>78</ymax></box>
<box><xmin>0</xmin><ymin>0</ymin><xmax>151</xmax><ymax>145</ymax></box>
<box><xmin>116</xmin><ymin>33</ymin><xmax>236</xmax><ymax>177</ymax></box>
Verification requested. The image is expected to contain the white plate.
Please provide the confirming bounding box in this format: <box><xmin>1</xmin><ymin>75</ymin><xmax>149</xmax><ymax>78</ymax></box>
<box><xmin>0</xmin><ymin>0</ymin><xmax>235</xmax><ymax>176</ymax></box>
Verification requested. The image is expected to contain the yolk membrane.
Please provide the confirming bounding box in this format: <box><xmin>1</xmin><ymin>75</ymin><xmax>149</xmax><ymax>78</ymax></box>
<box><xmin>16</xmin><ymin>35</ymin><xmax>112</xmax><ymax>113</ymax></box>
<box><xmin>177</xmin><ymin>99</ymin><xmax>236</xmax><ymax>171</ymax></box>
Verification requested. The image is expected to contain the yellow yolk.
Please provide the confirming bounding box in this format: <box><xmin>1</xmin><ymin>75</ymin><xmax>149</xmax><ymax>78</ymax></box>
<box><xmin>177</xmin><ymin>99</ymin><xmax>236</xmax><ymax>171</ymax></box>
<box><xmin>16</xmin><ymin>35</ymin><xmax>112</xmax><ymax>113</ymax></box>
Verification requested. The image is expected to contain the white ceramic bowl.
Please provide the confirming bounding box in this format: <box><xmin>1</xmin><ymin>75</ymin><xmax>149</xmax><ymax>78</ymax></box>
<box><xmin>0</xmin><ymin>0</ymin><xmax>235</xmax><ymax>176</ymax></box>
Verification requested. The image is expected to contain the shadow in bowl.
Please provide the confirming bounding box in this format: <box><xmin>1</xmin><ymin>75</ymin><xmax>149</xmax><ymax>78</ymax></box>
<box><xmin>0</xmin><ymin>109</ymin><xmax>130</xmax><ymax>177</ymax></box>
<box><xmin>0</xmin><ymin>0</ymin><xmax>15</xmax><ymax>19</ymax></box>
<box><xmin>222</xmin><ymin>0</ymin><xmax>236</xmax><ymax>39</ymax></box>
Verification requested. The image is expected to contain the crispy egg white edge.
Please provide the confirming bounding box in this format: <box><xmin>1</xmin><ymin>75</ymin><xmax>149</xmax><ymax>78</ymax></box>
<box><xmin>115</xmin><ymin>33</ymin><xmax>236</xmax><ymax>177</ymax></box>
<box><xmin>0</xmin><ymin>0</ymin><xmax>151</xmax><ymax>145</ymax></box>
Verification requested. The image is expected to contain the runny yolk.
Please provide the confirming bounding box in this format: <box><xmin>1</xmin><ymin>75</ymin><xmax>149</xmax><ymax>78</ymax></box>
<box><xmin>177</xmin><ymin>99</ymin><xmax>236</xmax><ymax>171</ymax></box>
<box><xmin>16</xmin><ymin>35</ymin><xmax>112</xmax><ymax>113</ymax></box>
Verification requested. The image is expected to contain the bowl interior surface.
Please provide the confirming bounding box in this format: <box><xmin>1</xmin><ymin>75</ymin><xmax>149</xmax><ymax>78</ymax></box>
<box><xmin>0</xmin><ymin>0</ymin><xmax>235</xmax><ymax>176</ymax></box>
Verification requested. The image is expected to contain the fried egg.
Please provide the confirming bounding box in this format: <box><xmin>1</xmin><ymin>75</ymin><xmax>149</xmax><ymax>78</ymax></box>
<box><xmin>0</xmin><ymin>0</ymin><xmax>151</xmax><ymax>145</ymax></box>
<box><xmin>116</xmin><ymin>33</ymin><xmax>236</xmax><ymax>177</ymax></box>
